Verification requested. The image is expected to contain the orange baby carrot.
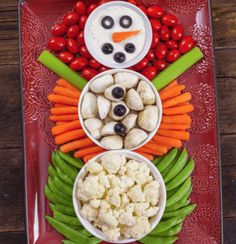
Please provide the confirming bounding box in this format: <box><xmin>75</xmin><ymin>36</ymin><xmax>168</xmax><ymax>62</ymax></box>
<box><xmin>160</xmin><ymin>80</ymin><xmax>178</xmax><ymax>92</ymax></box>
<box><xmin>60</xmin><ymin>138</ymin><xmax>95</xmax><ymax>153</ymax></box>
<box><xmin>153</xmin><ymin>135</ymin><xmax>182</xmax><ymax>148</ymax></box>
<box><xmin>52</xmin><ymin>120</ymin><xmax>81</xmax><ymax>136</ymax></box>
<box><xmin>53</xmin><ymin>86</ymin><xmax>80</xmax><ymax>99</ymax></box>
<box><xmin>112</xmin><ymin>30</ymin><xmax>140</xmax><ymax>43</ymax></box>
<box><xmin>162</xmin><ymin>92</ymin><xmax>192</xmax><ymax>108</ymax></box>
<box><xmin>144</xmin><ymin>143</ymin><xmax>168</xmax><ymax>154</ymax></box>
<box><xmin>57</xmin><ymin>79</ymin><xmax>80</xmax><ymax>92</ymax></box>
<box><xmin>135</xmin><ymin>152</ymin><xmax>154</xmax><ymax>161</ymax></box>
<box><xmin>55</xmin><ymin>129</ymin><xmax>86</xmax><ymax>145</ymax></box>
<box><xmin>51</xmin><ymin>107</ymin><xmax>78</xmax><ymax>115</ymax></box>
<box><xmin>163</xmin><ymin>104</ymin><xmax>194</xmax><ymax>115</ymax></box>
<box><xmin>48</xmin><ymin>94</ymin><xmax>79</xmax><ymax>106</ymax></box>
<box><xmin>158</xmin><ymin>129</ymin><xmax>190</xmax><ymax>141</ymax></box>
<box><xmin>74</xmin><ymin>146</ymin><xmax>104</xmax><ymax>158</ymax></box>
<box><xmin>162</xmin><ymin>114</ymin><xmax>192</xmax><ymax>124</ymax></box>
<box><xmin>54</xmin><ymin>103</ymin><xmax>74</xmax><ymax>107</ymax></box>
<box><xmin>136</xmin><ymin>146</ymin><xmax>166</xmax><ymax>156</ymax></box>
<box><xmin>83</xmin><ymin>151</ymin><xmax>106</xmax><ymax>163</ymax></box>
<box><xmin>49</xmin><ymin>114</ymin><xmax>79</xmax><ymax>122</ymax></box>
<box><xmin>160</xmin><ymin>85</ymin><xmax>186</xmax><ymax>101</ymax></box>
<box><xmin>159</xmin><ymin>123</ymin><xmax>191</xmax><ymax>130</ymax></box>
<box><xmin>56</xmin><ymin>122</ymin><xmax>67</xmax><ymax>126</ymax></box>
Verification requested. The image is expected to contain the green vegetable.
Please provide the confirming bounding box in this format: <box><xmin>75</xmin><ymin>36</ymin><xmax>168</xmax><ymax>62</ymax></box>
<box><xmin>56</xmin><ymin>166</ymin><xmax>75</xmax><ymax>186</ymax></box>
<box><xmin>155</xmin><ymin>223</ymin><xmax>183</xmax><ymax>237</ymax></box>
<box><xmin>54</xmin><ymin>175</ymin><xmax>73</xmax><ymax>197</ymax></box>
<box><xmin>166</xmin><ymin>158</ymin><xmax>195</xmax><ymax>190</ymax></box>
<box><xmin>48</xmin><ymin>164</ymin><xmax>56</xmax><ymax>178</ymax></box>
<box><xmin>53</xmin><ymin>210</ymin><xmax>81</xmax><ymax>226</ymax></box>
<box><xmin>153</xmin><ymin>47</ymin><xmax>204</xmax><ymax>91</ymax></box>
<box><xmin>59</xmin><ymin>151</ymin><xmax>84</xmax><ymax>169</ymax></box>
<box><xmin>52</xmin><ymin>151</ymin><xmax>58</xmax><ymax>167</ymax></box>
<box><xmin>140</xmin><ymin>235</ymin><xmax>178</xmax><ymax>244</ymax></box>
<box><xmin>50</xmin><ymin>203</ymin><xmax>76</xmax><ymax>217</ymax></box>
<box><xmin>62</xmin><ymin>241</ymin><xmax>79</xmax><ymax>244</ymax></box>
<box><xmin>87</xmin><ymin>237</ymin><xmax>101</xmax><ymax>244</ymax></box>
<box><xmin>38</xmin><ymin>51</ymin><xmax>87</xmax><ymax>91</ymax></box>
<box><xmin>161</xmin><ymin>151</ymin><xmax>180</xmax><ymax>178</ymax></box>
<box><xmin>157</xmin><ymin>148</ymin><xmax>178</xmax><ymax>172</ymax></box>
<box><xmin>164</xmin><ymin>204</ymin><xmax>196</xmax><ymax>218</ymax></box>
<box><xmin>152</xmin><ymin>156</ymin><xmax>162</xmax><ymax>165</ymax></box>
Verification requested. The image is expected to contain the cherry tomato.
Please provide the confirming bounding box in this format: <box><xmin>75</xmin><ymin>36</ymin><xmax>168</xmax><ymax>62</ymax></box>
<box><xmin>70</xmin><ymin>57</ymin><xmax>88</xmax><ymax>71</ymax></box>
<box><xmin>133</xmin><ymin>58</ymin><xmax>149</xmax><ymax>71</ymax></box>
<box><xmin>75</xmin><ymin>1</ymin><xmax>86</xmax><ymax>15</ymax></box>
<box><xmin>147</xmin><ymin>6</ymin><xmax>165</xmax><ymax>18</ymax></box>
<box><xmin>166</xmin><ymin>40</ymin><xmax>178</xmax><ymax>50</ymax></box>
<box><xmin>98</xmin><ymin>0</ymin><xmax>111</xmax><ymax>6</ymax></box>
<box><xmin>48</xmin><ymin>37</ymin><xmax>66</xmax><ymax>51</ymax></box>
<box><xmin>128</xmin><ymin>0</ymin><xmax>137</xmax><ymax>5</ymax></box>
<box><xmin>79</xmin><ymin>15</ymin><xmax>88</xmax><ymax>30</ymax></box>
<box><xmin>146</xmin><ymin>50</ymin><xmax>155</xmax><ymax>61</ymax></box>
<box><xmin>58</xmin><ymin>51</ymin><xmax>74</xmax><ymax>63</ymax></box>
<box><xmin>162</xmin><ymin>14</ymin><xmax>178</xmax><ymax>27</ymax></box>
<box><xmin>87</xmin><ymin>4</ymin><xmax>97</xmax><ymax>15</ymax></box>
<box><xmin>160</xmin><ymin>25</ymin><xmax>170</xmax><ymax>41</ymax></box>
<box><xmin>151</xmin><ymin>32</ymin><xmax>160</xmax><ymax>49</ymax></box>
<box><xmin>154</xmin><ymin>59</ymin><xmax>167</xmax><ymax>71</ymax></box>
<box><xmin>76</xmin><ymin>31</ymin><xmax>85</xmax><ymax>45</ymax></box>
<box><xmin>98</xmin><ymin>66</ymin><xmax>109</xmax><ymax>72</ymax></box>
<box><xmin>82</xmin><ymin>68</ymin><xmax>98</xmax><ymax>80</ymax></box>
<box><xmin>89</xmin><ymin>58</ymin><xmax>101</xmax><ymax>69</ymax></box>
<box><xmin>63</xmin><ymin>12</ymin><xmax>79</xmax><ymax>26</ymax></box>
<box><xmin>67</xmin><ymin>38</ymin><xmax>79</xmax><ymax>54</ymax></box>
<box><xmin>142</xmin><ymin>66</ymin><xmax>157</xmax><ymax>80</ymax></box>
<box><xmin>52</xmin><ymin>23</ymin><xmax>67</xmax><ymax>36</ymax></box>
<box><xmin>166</xmin><ymin>49</ymin><xmax>180</xmax><ymax>63</ymax></box>
<box><xmin>67</xmin><ymin>25</ymin><xmax>80</xmax><ymax>38</ymax></box>
<box><xmin>138</xmin><ymin>5</ymin><xmax>147</xmax><ymax>15</ymax></box>
<box><xmin>150</xmin><ymin>19</ymin><xmax>162</xmax><ymax>32</ymax></box>
<box><xmin>79</xmin><ymin>45</ymin><xmax>92</xmax><ymax>58</ymax></box>
<box><xmin>155</xmin><ymin>43</ymin><xmax>168</xmax><ymax>59</ymax></box>
<box><xmin>171</xmin><ymin>24</ymin><xmax>184</xmax><ymax>41</ymax></box>
<box><xmin>179</xmin><ymin>36</ymin><xmax>195</xmax><ymax>54</ymax></box>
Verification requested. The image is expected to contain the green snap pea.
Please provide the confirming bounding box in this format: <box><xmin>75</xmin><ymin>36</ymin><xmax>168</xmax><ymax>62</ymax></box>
<box><xmin>52</xmin><ymin>151</ymin><xmax>58</xmax><ymax>167</ymax></box>
<box><xmin>157</xmin><ymin>148</ymin><xmax>178</xmax><ymax>172</ymax></box>
<box><xmin>87</xmin><ymin>237</ymin><xmax>101</xmax><ymax>244</ymax></box>
<box><xmin>50</xmin><ymin>203</ymin><xmax>76</xmax><ymax>217</ymax></box>
<box><xmin>166</xmin><ymin>178</ymin><xmax>191</xmax><ymax>207</ymax></box>
<box><xmin>56</xmin><ymin>166</ymin><xmax>74</xmax><ymax>186</ymax></box>
<box><xmin>164</xmin><ymin>204</ymin><xmax>196</xmax><ymax>218</ymax></box>
<box><xmin>152</xmin><ymin>156</ymin><xmax>162</xmax><ymax>165</ymax></box>
<box><xmin>59</xmin><ymin>151</ymin><xmax>84</xmax><ymax>169</ymax></box>
<box><xmin>62</xmin><ymin>241</ymin><xmax>79</xmax><ymax>244</ymax></box>
<box><xmin>45</xmin><ymin>185</ymin><xmax>72</xmax><ymax>207</ymax></box>
<box><xmin>155</xmin><ymin>223</ymin><xmax>183</xmax><ymax>236</ymax></box>
<box><xmin>81</xmin><ymin>229</ymin><xmax>92</xmax><ymax>237</ymax></box>
<box><xmin>53</xmin><ymin>210</ymin><xmax>81</xmax><ymax>226</ymax></box>
<box><xmin>161</xmin><ymin>151</ymin><xmax>180</xmax><ymax>178</ymax></box>
<box><xmin>54</xmin><ymin>175</ymin><xmax>73</xmax><ymax>197</ymax></box>
<box><xmin>164</xmin><ymin>148</ymin><xmax>188</xmax><ymax>183</ymax></box>
<box><xmin>141</xmin><ymin>235</ymin><xmax>178</xmax><ymax>244</ymax></box>
<box><xmin>48</xmin><ymin>164</ymin><xmax>56</xmax><ymax>178</ymax></box>
<box><xmin>166</xmin><ymin>158</ymin><xmax>195</xmax><ymax>191</ymax></box>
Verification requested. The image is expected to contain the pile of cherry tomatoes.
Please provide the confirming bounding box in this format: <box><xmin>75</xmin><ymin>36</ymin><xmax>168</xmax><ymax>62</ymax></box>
<box><xmin>47</xmin><ymin>0</ymin><xmax>195</xmax><ymax>81</ymax></box>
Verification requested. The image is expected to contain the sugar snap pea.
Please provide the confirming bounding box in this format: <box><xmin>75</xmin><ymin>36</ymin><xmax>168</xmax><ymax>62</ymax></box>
<box><xmin>54</xmin><ymin>175</ymin><xmax>73</xmax><ymax>197</ymax></box>
<box><xmin>157</xmin><ymin>148</ymin><xmax>178</xmax><ymax>172</ymax></box>
<box><xmin>56</xmin><ymin>166</ymin><xmax>74</xmax><ymax>186</ymax></box>
<box><xmin>50</xmin><ymin>203</ymin><xmax>76</xmax><ymax>217</ymax></box>
<box><xmin>52</xmin><ymin>151</ymin><xmax>58</xmax><ymax>167</ymax></box>
<box><xmin>152</xmin><ymin>156</ymin><xmax>162</xmax><ymax>165</ymax></box>
<box><xmin>87</xmin><ymin>237</ymin><xmax>101</xmax><ymax>244</ymax></box>
<box><xmin>166</xmin><ymin>158</ymin><xmax>195</xmax><ymax>190</ymax></box>
<box><xmin>59</xmin><ymin>151</ymin><xmax>84</xmax><ymax>169</ymax></box>
<box><xmin>53</xmin><ymin>210</ymin><xmax>81</xmax><ymax>226</ymax></box>
<box><xmin>155</xmin><ymin>223</ymin><xmax>183</xmax><ymax>237</ymax></box>
<box><xmin>162</xmin><ymin>151</ymin><xmax>180</xmax><ymax>178</ymax></box>
<box><xmin>48</xmin><ymin>164</ymin><xmax>56</xmax><ymax>178</ymax></box>
<box><xmin>141</xmin><ymin>235</ymin><xmax>178</xmax><ymax>243</ymax></box>
<box><xmin>164</xmin><ymin>148</ymin><xmax>188</xmax><ymax>183</ymax></box>
<box><xmin>164</xmin><ymin>204</ymin><xmax>196</xmax><ymax>218</ymax></box>
<box><xmin>62</xmin><ymin>241</ymin><xmax>79</xmax><ymax>244</ymax></box>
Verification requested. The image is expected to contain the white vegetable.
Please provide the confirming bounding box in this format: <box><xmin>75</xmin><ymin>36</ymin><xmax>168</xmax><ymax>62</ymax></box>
<box><xmin>127</xmin><ymin>185</ymin><xmax>145</xmax><ymax>203</ymax></box>
<box><xmin>138</xmin><ymin>105</ymin><xmax>158</xmax><ymax>132</ymax></box>
<box><xmin>122</xmin><ymin>113</ymin><xmax>138</xmax><ymax>133</ymax></box>
<box><xmin>125</xmin><ymin>88</ymin><xmax>144</xmax><ymax>111</ymax></box>
<box><xmin>101</xmin><ymin>121</ymin><xmax>116</xmax><ymax>136</ymax></box>
<box><xmin>121</xmin><ymin>193</ymin><xmax>130</xmax><ymax>208</ymax></box>
<box><xmin>101</xmin><ymin>135</ymin><xmax>123</xmax><ymax>150</ymax></box>
<box><xmin>104</xmin><ymin>84</ymin><xmax>126</xmax><ymax>102</ymax></box>
<box><xmin>106</xmin><ymin>188</ymin><xmax>121</xmax><ymax>207</ymax></box>
<box><xmin>120</xmin><ymin>175</ymin><xmax>135</xmax><ymax>191</ymax></box>
<box><xmin>89</xmin><ymin>74</ymin><xmax>114</xmax><ymax>93</ymax></box>
<box><xmin>126</xmin><ymin>160</ymin><xmax>140</xmax><ymax>181</ymax></box>
<box><xmin>114</xmin><ymin>72</ymin><xmax>139</xmax><ymax>89</ymax></box>
<box><xmin>144</xmin><ymin>181</ymin><xmax>160</xmax><ymax>206</ymax></box>
<box><xmin>135</xmin><ymin>163</ymin><xmax>151</xmax><ymax>186</ymax></box>
<box><xmin>87</xmin><ymin>161</ymin><xmax>103</xmax><ymax>175</ymax></box>
<box><xmin>81</xmin><ymin>92</ymin><xmax>98</xmax><ymax>119</ymax></box>
<box><xmin>80</xmin><ymin>204</ymin><xmax>98</xmax><ymax>221</ymax></box>
<box><xmin>84</xmin><ymin>118</ymin><xmax>103</xmax><ymax>139</ymax></box>
<box><xmin>97</xmin><ymin>96</ymin><xmax>111</xmax><ymax>120</ymax></box>
<box><xmin>137</xmin><ymin>80</ymin><xmax>156</xmax><ymax>105</ymax></box>
<box><xmin>99</xmin><ymin>212</ymin><xmax>118</xmax><ymax>228</ymax></box>
<box><xmin>101</xmin><ymin>152</ymin><xmax>124</xmax><ymax>173</ymax></box>
<box><xmin>89</xmin><ymin>199</ymin><xmax>101</xmax><ymax>209</ymax></box>
<box><xmin>119</xmin><ymin>212</ymin><xmax>136</xmax><ymax>226</ymax></box>
<box><xmin>109</xmin><ymin>101</ymin><xmax>130</xmax><ymax>121</ymax></box>
<box><xmin>146</xmin><ymin>206</ymin><xmax>159</xmax><ymax>218</ymax></box>
<box><xmin>103</xmin><ymin>228</ymin><xmax>120</xmax><ymax>242</ymax></box>
<box><xmin>98</xmin><ymin>171</ymin><xmax>110</xmax><ymax>189</ymax></box>
<box><xmin>134</xmin><ymin>203</ymin><xmax>150</xmax><ymax>217</ymax></box>
<box><xmin>124</xmin><ymin>128</ymin><xmax>148</xmax><ymax>149</ymax></box>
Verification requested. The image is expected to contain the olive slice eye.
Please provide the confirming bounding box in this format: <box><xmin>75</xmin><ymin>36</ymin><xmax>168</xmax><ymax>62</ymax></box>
<box><xmin>124</xmin><ymin>43</ymin><xmax>136</xmax><ymax>53</ymax></box>
<box><xmin>102</xmin><ymin>43</ymin><xmax>114</xmax><ymax>54</ymax></box>
<box><xmin>119</xmin><ymin>15</ymin><xmax>132</xmax><ymax>28</ymax></box>
<box><xmin>114</xmin><ymin>52</ymin><xmax>126</xmax><ymax>63</ymax></box>
<box><xmin>101</xmin><ymin>16</ymin><xmax>114</xmax><ymax>29</ymax></box>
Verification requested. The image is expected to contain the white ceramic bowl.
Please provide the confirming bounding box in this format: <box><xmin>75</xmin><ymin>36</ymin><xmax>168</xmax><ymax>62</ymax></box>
<box><xmin>84</xmin><ymin>1</ymin><xmax>152</xmax><ymax>69</ymax></box>
<box><xmin>73</xmin><ymin>150</ymin><xmax>167</xmax><ymax>243</ymax></box>
<box><xmin>78</xmin><ymin>69</ymin><xmax>163</xmax><ymax>151</ymax></box>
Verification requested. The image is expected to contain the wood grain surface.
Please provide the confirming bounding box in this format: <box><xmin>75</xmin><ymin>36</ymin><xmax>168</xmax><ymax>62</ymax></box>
<box><xmin>0</xmin><ymin>0</ymin><xmax>235</xmax><ymax>243</ymax></box>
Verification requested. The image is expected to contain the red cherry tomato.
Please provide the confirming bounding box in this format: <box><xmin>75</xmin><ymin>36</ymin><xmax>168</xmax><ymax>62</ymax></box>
<box><xmin>87</xmin><ymin>4</ymin><xmax>97</xmax><ymax>15</ymax></box>
<box><xmin>67</xmin><ymin>38</ymin><xmax>79</xmax><ymax>54</ymax></box>
<box><xmin>160</xmin><ymin>25</ymin><xmax>170</xmax><ymax>41</ymax></box>
<box><xmin>58</xmin><ymin>51</ymin><xmax>74</xmax><ymax>63</ymax></box>
<box><xmin>82</xmin><ymin>68</ymin><xmax>98</xmax><ymax>80</ymax></box>
<box><xmin>142</xmin><ymin>66</ymin><xmax>157</xmax><ymax>80</ymax></box>
<box><xmin>79</xmin><ymin>45</ymin><xmax>92</xmax><ymax>58</ymax></box>
<box><xmin>98</xmin><ymin>66</ymin><xmax>109</xmax><ymax>72</ymax></box>
<box><xmin>76</xmin><ymin>31</ymin><xmax>85</xmax><ymax>45</ymax></box>
<box><xmin>162</xmin><ymin>14</ymin><xmax>178</xmax><ymax>27</ymax></box>
<box><xmin>48</xmin><ymin>37</ymin><xmax>66</xmax><ymax>51</ymax></box>
<box><xmin>151</xmin><ymin>32</ymin><xmax>160</xmax><ymax>49</ymax></box>
<box><xmin>150</xmin><ymin>19</ymin><xmax>162</xmax><ymax>32</ymax></box>
<box><xmin>89</xmin><ymin>58</ymin><xmax>101</xmax><ymax>69</ymax></box>
<box><xmin>63</xmin><ymin>12</ymin><xmax>79</xmax><ymax>26</ymax></box>
<box><xmin>146</xmin><ymin>50</ymin><xmax>155</xmax><ymax>61</ymax></box>
<box><xmin>147</xmin><ymin>6</ymin><xmax>165</xmax><ymax>18</ymax></box>
<box><xmin>128</xmin><ymin>0</ymin><xmax>137</xmax><ymax>5</ymax></box>
<box><xmin>138</xmin><ymin>5</ymin><xmax>147</xmax><ymax>15</ymax></box>
<box><xmin>179</xmin><ymin>36</ymin><xmax>195</xmax><ymax>54</ymax></box>
<box><xmin>98</xmin><ymin>0</ymin><xmax>111</xmax><ymax>6</ymax></box>
<box><xmin>171</xmin><ymin>24</ymin><xmax>184</xmax><ymax>41</ymax></box>
<box><xmin>70</xmin><ymin>57</ymin><xmax>88</xmax><ymax>71</ymax></box>
<box><xmin>166</xmin><ymin>40</ymin><xmax>178</xmax><ymax>50</ymax></box>
<box><xmin>75</xmin><ymin>1</ymin><xmax>86</xmax><ymax>15</ymax></box>
<box><xmin>52</xmin><ymin>23</ymin><xmax>67</xmax><ymax>36</ymax></box>
<box><xmin>67</xmin><ymin>25</ymin><xmax>80</xmax><ymax>38</ymax></box>
<box><xmin>79</xmin><ymin>15</ymin><xmax>88</xmax><ymax>30</ymax></box>
<box><xmin>133</xmin><ymin>58</ymin><xmax>149</xmax><ymax>71</ymax></box>
<box><xmin>155</xmin><ymin>43</ymin><xmax>168</xmax><ymax>59</ymax></box>
<box><xmin>154</xmin><ymin>59</ymin><xmax>167</xmax><ymax>71</ymax></box>
<box><xmin>166</xmin><ymin>49</ymin><xmax>180</xmax><ymax>63</ymax></box>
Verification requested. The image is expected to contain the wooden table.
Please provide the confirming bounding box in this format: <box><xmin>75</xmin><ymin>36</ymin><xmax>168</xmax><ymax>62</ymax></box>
<box><xmin>0</xmin><ymin>0</ymin><xmax>235</xmax><ymax>243</ymax></box>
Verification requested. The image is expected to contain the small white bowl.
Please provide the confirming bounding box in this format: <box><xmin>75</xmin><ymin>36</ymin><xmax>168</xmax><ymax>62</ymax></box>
<box><xmin>78</xmin><ymin>69</ymin><xmax>163</xmax><ymax>151</ymax></box>
<box><xmin>73</xmin><ymin>150</ymin><xmax>166</xmax><ymax>243</ymax></box>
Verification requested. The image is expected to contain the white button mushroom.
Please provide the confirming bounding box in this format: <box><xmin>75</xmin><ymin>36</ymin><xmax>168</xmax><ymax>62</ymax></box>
<box><xmin>97</xmin><ymin>96</ymin><xmax>111</xmax><ymax>120</ymax></box>
<box><xmin>137</xmin><ymin>80</ymin><xmax>156</xmax><ymax>105</ymax></box>
<box><xmin>109</xmin><ymin>101</ymin><xmax>130</xmax><ymax>121</ymax></box>
<box><xmin>124</xmin><ymin>128</ymin><xmax>148</xmax><ymax>149</ymax></box>
<box><xmin>122</xmin><ymin>113</ymin><xmax>138</xmax><ymax>133</ymax></box>
<box><xmin>101</xmin><ymin>121</ymin><xmax>117</xmax><ymax>136</ymax></box>
<box><xmin>90</xmin><ymin>74</ymin><xmax>114</xmax><ymax>93</ymax></box>
<box><xmin>84</xmin><ymin>118</ymin><xmax>103</xmax><ymax>139</ymax></box>
<box><xmin>104</xmin><ymin>84</ymin><xmax>126</xmax><ymax>102</ymax></box>
<box><xmin>81</xmin><ymin>92</ymin><xmax>98</xmax><ymax>119</ymax></box>
<box><xmin>114</xmin><ymin>72</ymin><xmax>139</xmax><ymax>89</ymax></box>
<box><xmin>101</xmin><ymin>135</ymin><xmax>123</xmax><ymax>150</ymax></box>
<box><xmin>138</xmin><ymin>105</ymin><xmax>158</xmax><ymax>132</ymax></box>
<box><xmin>125</xmin><ymin>89</ymin><xmax>144</xmax><ymax>111</ymax></box>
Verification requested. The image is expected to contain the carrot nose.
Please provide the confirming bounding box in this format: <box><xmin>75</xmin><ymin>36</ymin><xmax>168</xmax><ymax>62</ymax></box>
<box><xmin>112</xmin><ymin>30</ymin><xmax>141</xmax><ymax>43</ymax></box>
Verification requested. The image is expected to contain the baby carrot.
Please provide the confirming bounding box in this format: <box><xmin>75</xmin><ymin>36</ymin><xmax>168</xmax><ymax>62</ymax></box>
<box><xmin>136</xmin><ymin>152</ymin><xmax>154</xmax><ymax>161</ymax></box>
<box><xmin>52</xmin><ymin>120</ymin><xmax>81</xmax><ymax>136</ymax></box>
<box><xmin>49</xmin><ymin>114</ymin><xmax>79</xmax><ymax>122</ymax></box>
<box><xmin>112</xmin><ymin>30</ymin><xmax>141</xmax><ymax>43</ymax></box>
<box><xmin>56</xmin><ymin>122</ymin><xmax>67</xmax><ymax>126</ymax></box>
<box><xmin>60</xmin><ymin>138</ymin><xmax>95</xmax><ymax>153</ymax></box>
<box><xmin>162</xmin><ymin>114</ymin><xmax>192</xmax><ymax>124</ymax></box>
<box><xmin>48</xmin><ymin>94</ymin><xmax>79</xmax><ymax>106</ymax></box>
<box><xmin>159</xmin><ymin>123</ymin><xmax>191</xmax><ymax>130</ymax></box>
<box><xmin>51</xmin><ymin>107</ymin><xmax>78</xmax><ymax>115</ymax></box>
<box><xmin>55</xmin><ymin>103</ymin><xmax>74</xmax><ymax>107</ymax></box>
<box><xmin>153</xmin><ymin>135</ymin><xmax>182</xmax><ymax>148</ymax></box>
<box><xmin>57</xmin><ymin>79</ymin><xmax>80</xmax><ymax>93</ymax></box>
<box><xmin>163</xmin><ymin>104</ymin><xmax>194</xmax><ymax>115</ymax></box>
<box><xmin>83</xmin><ymin>152</ymin><xmax>106</xmax><ymax>163</ymax></box>
<box><xmin>55</xmin><ymin>129</ymin><xmax>86</xmax><ymax>145</ymax></box>
<box><xmin>160</xmin><ymin>85</ymin><xmax>186</xmax><ymax>101</ymax></box>
<box><xmin>53</xmin><ymin>86</ymin><xmax>80</xmax><ymax>99</ymax></box>
<box><xmin>144</xmin><ymin>143</ymin><xmax>168</xmax><ymax>154</ymax></box>
<box><xmin>135</xmin><ymin>147</ymin><xmax>165</xmax><ymax>156</ymax></box>
<box><xmin>160</xmin><ymin>80</ymin><xmax>178</xmax><ymax>92</ymax></box>
<box><xmin>74</xmin><ymin>146</ymin><xmax>104</xmax><ymax>158</ymax></box>
<box><xmin>162</xmin><ymin>92</ymin><xmax>192</xmax><ymax>108</ymax></box>
<box><xmin>158</xmin><ymin>129</ymin><xmax>190</xmax><ymax>141</ymax></box>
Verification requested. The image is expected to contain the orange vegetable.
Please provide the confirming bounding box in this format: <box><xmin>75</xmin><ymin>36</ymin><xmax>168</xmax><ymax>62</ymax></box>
<box><xmin>158</xmin><ymin>129</ymin><xmax>190</xmax><ymax>141</ymax></box>
<box><xmin>49</xmin><ymin>114</ymin><xmax>79</xmax><ymax>122</ymax></box>
<box><xmin>54</xmin><ymin>103</ymin><xmax>73</xmax><ymax>107</ymax></box>
<box><xmin>55</xmin><ymin>122</ymin><xmax>67</xmax><ymax>125</ymax></box>
<box><xmin>53</xmin><ymin>86</ymin><xmax>80</xmax><ymax>99</ymax></box>
<box><xmin>48</xmin><ymin>94</ymin><xmax>78</xmax><ymax>106</ymax></box>
<box><xmin>52</xmin><ymin>120</ymin><xmax>81</xmax><ymax>136</ymax></box>
<box><xmin>160</xmin><ymin>85</ymin><xmax>186</xmax><ymax>101</ymax></box>
<box><xmin>56</xmin><ymin>79</ymin><xmax>80</xmax><ymax>92</ymax></box>
<box><xmin>135</xmin><ymin>152</ymin><xmax>154</xmax><ymax>161</ymax></box>
<box><xmin>74</xmin><ymin>146</ymin><xmax>104</xmax><ymax>158</ymax></box>
<box><xmin>51</xmin><ymin>107</ymin><xmax>78</xmax><ymax>115</ymax></box>
<box><xmin>162</xmin><ymin>92</ymin><xmax>192</xmax><ymax>108</ymax></box>
<box><xmin>55</xmin><ymin>129</ymin><xmax>86</xmax><ymax>145</ymax></box>
<box><xmin>112</xmin><ymin>30</ymin><xmax>140</xmax><ymax>43</ymax></box>
<box><xmin>153</xmin><ymin>135</ymin><xmax>182</xmax><ymax>148</ymax></box>
<box><xmin>162</xmin><ymin>114</ymin><xmax>191</xmax><ymax>124</ymax></box>
<box><xmin>60</xmin><ymin>138</ymin><xmax>95</xmax><ymax>153</ymax></box>
<box><xmin>163</xmin><ymin>104</ymin><xmax>194</xmax><ymax>115</ymax></box>
<box><xmin>159</xmin><ymin>123</ymin><xmax>191</xmax><ymax>130</ymax></box>
<box><xmin>144</xmin><ymin>143</ymin><xmax>168</xmax><ymax>154</ymax></box>
<box><xmin>83</xmin><ymin>152</ymin><xmax>106</xmax><ymax>163</ymax></box>
<box><xmin>135</xmin><ymin>146</ymin><xmax>166</xmax><ymax>156</ymax></box>
<box><xmin>160</xmin><ymin>80</ymin><xmax>178</xmax><ymax>92</ymax></box>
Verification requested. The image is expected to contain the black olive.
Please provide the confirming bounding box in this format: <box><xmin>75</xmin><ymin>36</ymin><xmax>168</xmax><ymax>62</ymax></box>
<box><xmin>119</xmin><ymin>15</ymin><xmax>132</xmax><ymax>28</ymax></box>
<box><xmin>102</xmin><ymin>43</ymin><xmax>114</xmax><ymax>54</ymax></box>
<box><xmin>101</xmin><ymin>16</ymin><xmax>114</xmax><ymax>29</ymax></box>
<box><xmin>113</xmin><ymin>104</ymin><xmax>127</xmax><ymax>117</ymax></box>
<box><xmin>125</xmin><ymin>43</ymin><xmax>136</xmax><ymax>53</ymax></box>
<box><xmin>114</xmin><ymin>52</ymin><xmax>126</xmax><ymax>63</ymax></box>
<box><xmin>112</xmin><ymin>87</ymin><xmax>125</xmax><ymax>99</ymax></box>
<box><xmin>114</xmin><ymin>123</ymin><xmax>126</xmax><ymax>136</ymax></box>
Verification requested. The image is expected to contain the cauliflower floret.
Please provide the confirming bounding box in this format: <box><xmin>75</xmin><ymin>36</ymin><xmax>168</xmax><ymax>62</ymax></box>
<box><xmin>135</xmin><ymin>163</ymin><xmax>151</xmax><ymax>185</ymax></box>
<box><xmin>103</xmin><ymin>228</ymin><xmax>120</xmax><ymax>242</ymax></box>
<box><xmin>134</xmin><ymin>203</ymin><xmax>150</xmax><ymax>217</ymax></box>
<box><xmin>121</xmin><ymin>193</ymin><xmax>130</xmax><ymax>208</ymax></box>
<box><xmin>120</xmin><ymin>175</ymin><xmax>135</xmax><ymax>191</ymax></box>
<box><xmin>99</xmin><ymin>212</ymin><xmax>118</xmax><ymax>229</ymax></box>
<box><xmin>119</xmin><ymin>212</ymin><xmax>136</xmax><ymax>226</ymax></box>
<box><xmin>109</xmin><ymin>174</ymin><xmax>122</xmax><ymax>189</ymax></box>
<box><xmin>87</xmin><ymin>161</ymin><xmax>103</xmax><ymax>175</ymax></box>
<box><xmin>98</xmin><ymin>171</ymin><xmax>110</xmax><ymax>188</ymax></box>
<box><xmin>112</xmin><ymin>209</ymin><xmax>120</xmax><ymax>219</ymax></box>
<box><xmin>144</xmin><ymin>180</ymin><xmax>160</xmax><ymax>206</ymax></box>
<box><xmin>128</xmin><ymin>185</ymin><xmax>145</xmax><ymax>203</ymax></box>
<box><xmin>101</xmin><ymin>152</ymin><xmax>125</xmax><ymax>174</ymax></box>
<box><xmin>126</xmin><ymin>160</ymin><xmax>140</xmax><ymax>181</ymax></box>
<box><xmin>146</xmin><ymin>206</ymin><xmax>159</xmax><ymax>218</ymax></box>
<box><xmin>100</xmin><ymin>199</ymin><xmax>111</xmax><ymax>211</ymax></box>
<box><xmin>106</xmin><ymin>188</ymin><xmax>121</xmax><ymax>207</ymax></box>
<box><xmin>89</xmin><ymin>199</ymin><xmax>101</xmax><ymax>209</ymax></box>
<box><xmin>126</xmin><ymin>203</ymin><xmax>135</xmax><ymax>213</ymax></box>
<box><xmin>80</xmin><ymin>204</ymin><xmax>98</xmax><ymax>221</ymax></box>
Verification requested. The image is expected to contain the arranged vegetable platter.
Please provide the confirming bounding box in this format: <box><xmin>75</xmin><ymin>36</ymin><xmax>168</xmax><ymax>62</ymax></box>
<box><xmin>19</xmin><ymin>0</ymin><xmax>222</xmax><ymax>243</ymax></box>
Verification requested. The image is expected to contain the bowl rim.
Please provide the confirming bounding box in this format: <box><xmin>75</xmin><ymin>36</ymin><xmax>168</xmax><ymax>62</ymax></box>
<box><xmin>78</xmin><ymin>68</ymin><xmax>163</xmax><ymax>151</ymax></box>
<box><xmin>72</xmin><ymin>150</ymin><xmax>167</xmax><ymax>243</ymax></box>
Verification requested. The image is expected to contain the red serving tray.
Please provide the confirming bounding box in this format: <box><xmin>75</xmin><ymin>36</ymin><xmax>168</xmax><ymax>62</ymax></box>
<box><xmin>19</xmin><ymin>0</ymin><xmax>223</xmax><ymax>243</ymax></box>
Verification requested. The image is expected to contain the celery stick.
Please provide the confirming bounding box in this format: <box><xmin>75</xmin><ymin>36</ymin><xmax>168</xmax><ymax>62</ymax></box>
<box><xmin>152</xmin><ymin>47</ymin><xmax>204</xmax><ymax>91</ymax></box>
<box><xmin>38</xmin><ymin>50</ymin><xmax>87</xmax><ymax>91</ymax></box>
